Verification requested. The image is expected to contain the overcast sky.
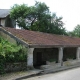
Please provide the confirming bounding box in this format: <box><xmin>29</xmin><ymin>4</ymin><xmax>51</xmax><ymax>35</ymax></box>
<box><xmin>0</xmin><ymin>0</ymin><xmax>80</xmax><ymax>31</ymax></box>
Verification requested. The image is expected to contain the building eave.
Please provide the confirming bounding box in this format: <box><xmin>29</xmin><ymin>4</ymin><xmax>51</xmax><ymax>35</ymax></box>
<box><xmin>0</xmin><ymin>27</ymin><xmax>29</xmax><ymax>48</ymax></box>
<box><xmin>29</xmin><ymin>44</ymin><xmax>80</xmax><ymax>48</ymax></box>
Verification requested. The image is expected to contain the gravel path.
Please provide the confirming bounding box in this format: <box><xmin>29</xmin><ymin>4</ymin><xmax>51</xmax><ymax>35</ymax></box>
<box><xmin>26</xmin><ymin>67</ymin><xmax>80</xmax><ymax>80</ymax></box>
<box><xmin>0</xmin><ymin>69</ymin><xmax>42</xmax><ymax>80</ymax></box>
<box><xmin>0</xmin><ymin>71</ymin><xmax>29</xmax><ymax>80</ymax></box>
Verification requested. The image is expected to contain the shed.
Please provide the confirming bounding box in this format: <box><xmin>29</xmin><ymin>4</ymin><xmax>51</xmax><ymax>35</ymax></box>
<box><xmin>0</xmin><ymin>27</ymin><xmax>80</xmax><ymax>68</ymax></box>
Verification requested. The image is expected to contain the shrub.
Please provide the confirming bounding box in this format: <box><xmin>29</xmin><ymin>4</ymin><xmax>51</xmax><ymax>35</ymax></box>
<box><xmin>0</xmin><ymin>37</ymin><xmax>27</xmax><ymax>74</ymax></box>
<box><xmin>0</xmin><ymin>55</ymin><xmax>5</xmax><ymax>74</ymax></box>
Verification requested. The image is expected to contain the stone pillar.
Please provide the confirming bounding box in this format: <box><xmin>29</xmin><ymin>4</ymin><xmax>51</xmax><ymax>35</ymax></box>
<box><xmin>27</xmin><ymin>48</ymin><xmax>34</xmax><ymax>69</ymax></box>
<box><xmin>76</xmin><ymin>47</ymin><xmax>80</xmax><ymax>60</ymax></box>
<box><xmin>58</xmin><ymin>47</ymin><xmax>63</xmax><ymax>66</ymax></box>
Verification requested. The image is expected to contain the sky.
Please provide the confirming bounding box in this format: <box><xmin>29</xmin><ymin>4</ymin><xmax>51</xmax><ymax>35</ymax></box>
<box><xmin>0</xmin><ymin>0</ymin><xmax>80</xmax><ymax>31</ymax></box>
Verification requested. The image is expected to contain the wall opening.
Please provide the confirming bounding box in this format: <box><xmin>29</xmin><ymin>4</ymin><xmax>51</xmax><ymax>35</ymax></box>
<box><xmin>63</xmin><ymin>47</ymin><xmax>77</xmax><ymax>61</ymax></box>
<box><xmin>33</xmin><ymin>48</ymin><xmax>58</xmax><ymax>68</ymax></box>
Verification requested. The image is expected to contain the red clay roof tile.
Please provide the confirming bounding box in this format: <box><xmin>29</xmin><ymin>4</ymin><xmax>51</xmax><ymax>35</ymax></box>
<box><xmin>1</xmin><ymin>27</ymin><xmax>80</xmax><ymax>48</ymax></box>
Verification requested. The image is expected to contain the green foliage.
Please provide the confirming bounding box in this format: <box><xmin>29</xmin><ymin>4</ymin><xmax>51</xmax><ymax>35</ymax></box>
<box><xmin>0</xmin><ymin>37</ymin><xmax>27</xmax><ymax>74</ymax></box>
<box><xmin>68</xmin><ymin>24</ymin><xmax>80</xmax><ymax>37</ymax></box>
<box><xmin>67</xmin><ymin>31</ymin><xmax>75</xmax><ymax>37</ymax></box>
<box><xmin>46</xmin><ymin>13</ymin><xmax>67</xmax><ymax>35</ymax></box>
<box><xmin>10</xmin><ymin>4</ymin><xmax>30</xmax><ymax>29</ymax></box>
<box><xmin>67</xmin><ymin>56</ymin><xmax>74</xmax><ymax>60</ymax></box>
<box><xmin>0</xmin><ymin>55</ymin><xmax>5</xmax><ymax>74</ymax></box>
<box><xmin>49</xmin><ymin>58</ymin><xmax>56</xmax><ymax>62</ymax></box>
<box><xmin>0</xmin><ymin>37</ymin><xmax>21</xmax><ymax>56</ymax></box>
<box><xmin>10</xmin><ymin>4</ymin><xmax>30</xmax><ymax>19</ymax></box>
<box><xmin>73</xmin><ymin>25</ymin><xmax>80</xmax><ymax>37</ymax></box>
<box><xmin>29</xmin><ymin>2</ymin><xmax>51</xmax><ymax>32</ymax></box>
<box><xmin>10</xmin><ymin>1</ymin><xmax>67</xmax><ymax>35</ymax></box>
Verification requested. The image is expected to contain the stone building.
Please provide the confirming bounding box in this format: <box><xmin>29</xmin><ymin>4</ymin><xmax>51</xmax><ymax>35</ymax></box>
<box><xmin>0</xmin><ymin>27</ymin><xmax>80</xmax><ymax>69</ymax></box>
<box><xmin>0</xmin><ymin>9</ymin><xmax>15</xmax><ymax>28</ymax></box>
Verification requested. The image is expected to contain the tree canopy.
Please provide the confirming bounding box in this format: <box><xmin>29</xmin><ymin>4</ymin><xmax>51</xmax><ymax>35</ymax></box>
<box><xmin>10</xmin><ymin>1</ymin><xmax>67</xmax><ymax>35</ymax></box>
<box><xmin>68</xmin><ymin>24</ymin><xmax>80</xmax><ymax>37</ymax></box>
<box><xmin>10</xmin><ymin>4</ymin><xmax>30</xmax><ymax>29</ymax></box>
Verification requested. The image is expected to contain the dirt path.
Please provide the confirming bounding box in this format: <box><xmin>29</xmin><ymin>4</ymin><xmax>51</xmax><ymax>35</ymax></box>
<box><xmin>0</xmin><ymin>69</ymin><xmax>42</xmax><ymax>80</ymax></box>
<box><xmin>0</xmin><ymin>71</ymin><xmax>29</xmax><ymax>80</ymax></box>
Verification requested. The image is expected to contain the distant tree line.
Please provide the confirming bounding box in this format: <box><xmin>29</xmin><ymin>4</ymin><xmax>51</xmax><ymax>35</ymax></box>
<box><xmin>68</xmin><ymin>24</ymin><xmax>80</xmax><ymax>37</ymax></box>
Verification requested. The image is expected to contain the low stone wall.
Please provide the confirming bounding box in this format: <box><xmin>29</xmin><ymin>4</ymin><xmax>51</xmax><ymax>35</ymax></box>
<box><xmin>5</xmin><ymin>62</ymin><xmax>27</xmax><ymax>72</ymax></box>
<box><xmin>63</xmin><ymin>59</ymin><xmax>80</xmax><ymax>66</ymax></box>
<box><xmin>40</xmin><ymin>61</ymin><xmax>61</xmax><ymax>70</ymax></box>
<box><xmin>40</xmin><ymin>59</ymin><xmax>80</xmax><ymax>70</ymax></box>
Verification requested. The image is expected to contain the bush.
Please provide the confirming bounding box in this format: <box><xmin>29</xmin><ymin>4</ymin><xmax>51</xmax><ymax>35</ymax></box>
<box><xmin>0</xmin><ymin>37</ymin><xmax>27</xmax><ymax>74</ymax></box>
<box><xmin>0</xmin><ymin>55</ymin><xmax>5</xmax><ymax>74</ymax></box>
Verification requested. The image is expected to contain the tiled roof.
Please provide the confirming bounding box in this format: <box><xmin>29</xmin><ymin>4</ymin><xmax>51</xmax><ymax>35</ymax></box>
<box><xmin>0</xmin><ymin>9</ymin><xmax>10</xmax><ymax>18</ymax></box>
<box><xmin>1</xmin><ymin>27</ymin><xmax>80</xmax><ymax>48</ymax></box>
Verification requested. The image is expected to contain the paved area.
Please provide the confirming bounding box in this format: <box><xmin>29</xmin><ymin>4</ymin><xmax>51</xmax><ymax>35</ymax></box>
<box><xmin>0</xmin><ymin>69</ymin><xmax>42</xmax><ymax>80</ymax></box>
<box><xmin>26</xmin><ymin>67</ymin><xmax>80</xmax><ymax>80</ymax></box>
<box><xmin>0</xmin><ymin>64</ymin><xmax>80</xmax><ymax>80</ymax></box>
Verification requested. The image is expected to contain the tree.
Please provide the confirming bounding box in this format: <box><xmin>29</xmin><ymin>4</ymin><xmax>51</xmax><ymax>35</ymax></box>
<box><xmin>46</xmin><ymin>13</ymin><xmax>67</xmax><ymax>35</ymax></box>
<box><xmin>67</xmin><ymin>31</ymin><xmax>74</xmax><ymax>37</ymax></box>
<box><xmin>10</xmin><ymin>4</ymin><xmax>30</xmax><ymax>29</ymax></box>
<box><xmin>29</xmin><ymin>1</ymin><xmax>51</xmax><ymax>32</ymax></box>
<box><xmin>10</xmin><ymin>1</ymin><xmax>67</xmax><ymax>35</ymax></box>
<box><xmin>68</xmin><ymin>24</ymin><xmax>80</xmax><ymax>37</ymax></box>
<box><xmin>72</xmin><ymin>25</ymin><xmax>80</xmax><ymax>37</ymax></box>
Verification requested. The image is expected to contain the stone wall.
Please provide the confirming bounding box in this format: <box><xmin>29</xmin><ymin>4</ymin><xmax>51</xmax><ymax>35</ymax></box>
<box><xmin>0</xmin><ymin>30</ymin><xmax>17</xmax><ymax>44</ymax></box>
<box><xmin>5</xmin><ymin>62</ymin><xmax>27</xmax><ymax>72</ymax></box>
